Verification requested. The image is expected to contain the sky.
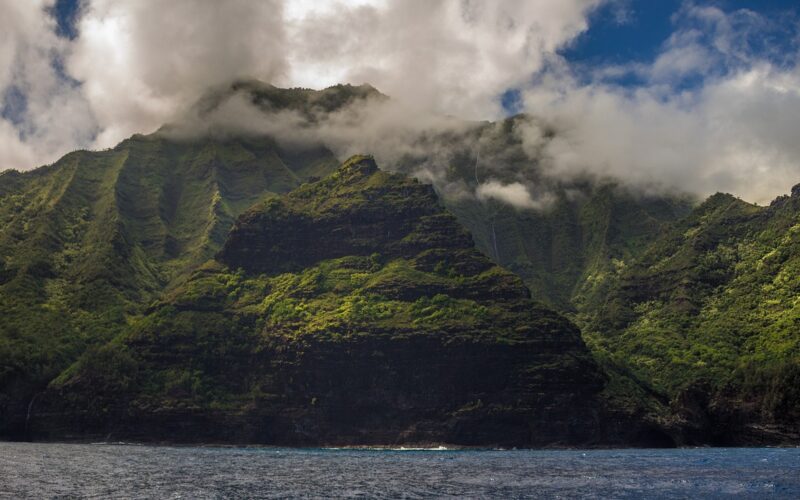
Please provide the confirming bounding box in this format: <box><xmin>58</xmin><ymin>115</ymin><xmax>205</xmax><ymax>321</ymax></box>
<box><xmin>1</xmin><ymin>0</ymin><xmax>800</xmax><ymax>204</ymax></box>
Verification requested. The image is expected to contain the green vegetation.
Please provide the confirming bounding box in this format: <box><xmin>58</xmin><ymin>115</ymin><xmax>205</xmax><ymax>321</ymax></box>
<box><xmin>0</xmin><ymin>130</ymin><xmax>337</xmax><ymax>426</ymax></box>
<box><xmin>159</xmin><ymin>255</ymin><xmax>512</xmax><ymax>345</ymax></box>
<box><xmin>578</xmin><ymin>190</ymin><xmax>800</xmax><ymax>425</ymax></box>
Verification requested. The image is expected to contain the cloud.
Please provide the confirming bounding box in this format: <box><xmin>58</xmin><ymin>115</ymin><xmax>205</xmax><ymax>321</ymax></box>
<box><xmin>520</xmin><ymin>4</ymin><xmax>800</xmax><ymax>204</ymax></box>
<box><xmin>2</xmin><ymin>0</ymin><xmax>800</xmax><ymax>207</ymax></box>
<box><xmin>0</xmin><ymin>0</ymin><xmax>602</xmax><ymax>172</ymax></box>
<box><xmin>67</xmin><ymin>0</ymin><xmax>288</xmax><ymax>149</ymax></box>
<box><xmin>0</xmin><ymin>0</ymin><xmax>97</xmax><ymax>171</ymax></box>
<box><xmin>476</xmin><ymin>180</ymin><xmax>555</xmax><ymax>210</ymax></box>
<box><xmin>285</xmin><ymin>0</ymin><xmax>602</xmax><ymax>119</ymax></box>
<box><xmin>166</xmin><ymin>83</ymin><xmax>561</xmax><ymax>210</ymax></box>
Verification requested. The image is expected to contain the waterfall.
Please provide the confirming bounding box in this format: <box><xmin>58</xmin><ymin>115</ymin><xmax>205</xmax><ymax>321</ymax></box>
<box><xmin>491</xmin><ymin>220</ymin><xmax>499</xmax><ymax>261</ymax></box>
<box><xmin>474</xmin><ymin>151</ymin><xmax>481</xmax><ymax>185</ymax></box>
<box><xmin>25</xmin><ymin>392</ymin><xmax>41</xmax><ymax>434</ymax></box>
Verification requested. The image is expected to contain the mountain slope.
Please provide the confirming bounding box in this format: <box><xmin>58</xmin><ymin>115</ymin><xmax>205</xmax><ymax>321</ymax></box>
<box><xmin>390</xmin><ymin>116</ymin><xmax>694</xmax><ymax>311</ymax></box>
<box><xmin>30</xmin><ymin>157</ymin><xmax>625</xmax><ymax>447</ymax></box>
<box><xmin>0</xmin><ymin>133</ymin><xmax>338</xmax><ymax>435</ymax></box>
<box><xmin>445</xmin><ymin>182</ymin><xmax>691</xmax><ymax>311</ymax></box>
<box><xmin>580</xmin><ymin>189</ymin><xmax>800</xmax><ymax>444</ymax></box>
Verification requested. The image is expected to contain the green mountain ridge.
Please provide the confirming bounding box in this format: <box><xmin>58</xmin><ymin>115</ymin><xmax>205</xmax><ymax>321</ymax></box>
<box><xmin>0</xmin><ymin>81</ymin><xmax>797</xmax><ymax>445</ymax></box>
<box><xmin>579</xmin><ymin>189</ymin><xmax>800</xmax><ymax>443</ymax></box>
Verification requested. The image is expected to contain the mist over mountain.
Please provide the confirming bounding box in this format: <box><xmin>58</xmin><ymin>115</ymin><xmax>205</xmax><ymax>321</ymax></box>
<box><xmin>3</xmin><ymin>1</ymin><xmax>800</xmax><ymax>203</ymax></box>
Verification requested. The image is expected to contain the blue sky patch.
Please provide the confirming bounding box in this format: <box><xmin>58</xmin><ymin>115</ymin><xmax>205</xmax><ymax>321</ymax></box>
<box><xmin>50</xmin><ymin>0</ymin><xmax>81</xmax><ymax>39</ymax></box>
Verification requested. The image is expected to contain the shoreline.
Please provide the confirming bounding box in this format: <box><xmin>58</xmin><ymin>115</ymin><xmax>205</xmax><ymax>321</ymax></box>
<box><xmin>2</xmin><ymin>438</ymin><xmax>798</xmax><ymax>451</ymax></box>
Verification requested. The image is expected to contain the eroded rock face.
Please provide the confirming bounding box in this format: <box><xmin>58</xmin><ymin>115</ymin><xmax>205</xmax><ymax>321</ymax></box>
<box><xmin>218</xmin><ymin>156</ymin><xmax>473</xmax><ymax>275</ymax></box>
<box><xmin>31</xmin><ymin>156</ymin><xmax>630</xmax><ymax>447</ymax></box>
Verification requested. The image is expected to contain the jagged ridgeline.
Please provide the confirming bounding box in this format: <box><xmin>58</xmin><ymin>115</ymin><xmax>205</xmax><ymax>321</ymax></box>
<box><xmin>30</xmin><ymin>156</ymin><xmax>620</xmax><ymax>446</ymax></box>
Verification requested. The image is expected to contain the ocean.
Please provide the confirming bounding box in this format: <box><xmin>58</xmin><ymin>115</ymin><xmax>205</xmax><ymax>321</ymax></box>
<box><xmin>1</xmin><ymin>443</ymin><xmax>798</xmax><ymax>498</ymax></box>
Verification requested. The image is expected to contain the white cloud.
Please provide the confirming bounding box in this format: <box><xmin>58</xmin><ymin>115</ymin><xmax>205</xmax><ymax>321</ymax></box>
<box><xmin>0</xmin><ymin>0</ymin><xmax>602</xmax><ymax>170</ymax></box>
<box><xmin>0</xmin><ymin>0</ymin><xmax>96</xmax><ymax>171</ymax></box>
<box><xmin>476</xmin><ymin>180</ymin><xmax>554</xmax><ymax>210</ymax></box>
<box><xmin>518</xmin><ymin>4</ymin><xmax>800</xmax><ymax>204</ymax></box>
<box><xmin>285</xmin><ymin>0</ymin><xmax>602</xmax><ymax>119</ymax></box>
<box><xmin>67</xmin><ymin>0</ymin><xmax>288</xmax><ymax>148</ymax></box>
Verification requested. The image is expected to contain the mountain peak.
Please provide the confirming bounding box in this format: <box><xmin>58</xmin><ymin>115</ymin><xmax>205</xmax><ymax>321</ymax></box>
<box><xmin>193</xmin><ymin>80</ymin><xmax>386</xmax><ymax>119</ymax></box>
<box><xmin>336</xmin><ymin>154</ymin><xmax>379</xmax><ymax>177</ymax></box>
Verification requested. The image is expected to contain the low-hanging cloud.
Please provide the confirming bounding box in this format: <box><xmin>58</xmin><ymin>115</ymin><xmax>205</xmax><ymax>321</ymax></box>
<box><xmin>0</xmin><ymin>0</ymin><xmax>601</xmax><ymax>171</ymax></box>
<box><xmin>525</xmin><ymin>65</ymin><xmax>800</xmax><ymax>204</ymax></box>
<box><xmin>2</xmin><ymin>0</ymin><xmax>800</xmax><ymax>207</ymax></box>
<box><xmin>476</xmin><ymin>180</ymin><xmax>555</xmax><ymax>210</ymax></box>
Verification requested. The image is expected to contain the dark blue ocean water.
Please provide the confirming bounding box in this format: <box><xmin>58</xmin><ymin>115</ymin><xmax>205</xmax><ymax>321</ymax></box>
<box><xmin>1</xmin><ymin>443</ymin><xmax>798</xmax><ymax>498</ymax></box>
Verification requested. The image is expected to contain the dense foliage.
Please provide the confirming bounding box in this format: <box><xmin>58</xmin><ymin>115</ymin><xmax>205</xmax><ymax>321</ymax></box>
<box><xmin>579</xmin><ymin>190</ymin><xmax>800</xmax><ymax>429</ymax></box>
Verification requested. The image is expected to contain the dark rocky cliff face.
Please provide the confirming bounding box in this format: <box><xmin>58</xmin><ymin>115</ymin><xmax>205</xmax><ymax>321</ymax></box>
<box><xmin>27</xmin><ymin>156</ymin><xmax>656</xmax><ymax>447</ymax></box>
<box><xmin>218</xmin><ymin>157</ymin><xmax>473</xmax><ymax>275</ymax></box>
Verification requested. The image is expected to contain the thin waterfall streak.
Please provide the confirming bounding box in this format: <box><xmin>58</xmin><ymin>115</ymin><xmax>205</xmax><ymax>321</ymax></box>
<box><xmin>25</xmin><ymin>393</ymin><xmax>40</xmax><ymax>432</ymax></box>
<box><xmin>474</xmin><ymin>151</ymin><xmax>480</xmax><ymax>186</ymax></box>
<box><xmin>491</xmin><ymin>220</ymin><xmax>499</xmax><ymax>261</ymax></box>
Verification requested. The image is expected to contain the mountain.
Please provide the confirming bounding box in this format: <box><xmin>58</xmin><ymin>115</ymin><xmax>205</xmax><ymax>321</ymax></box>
<box><xmin>4</xmin><ymin>81</ymin><xmax>796</xmax><ymax>446</ymax></box>
<box><xmin>28</xmin><ymin>156</ymin><xmax>634</xmax><ymax>446</ymax></box>
<box><xmin>580</xmin><ymin>190</ymin><xmax>800</xmax><ymax>444</ymax></box>
<box><xmin>190</xmin><ymin>79</ymin><xmax>385</xmax><ymax>120</ymax></box>
<box><xmin>0</xmin><ymin>82</ymin><xmax>689</xmax><ymax>442</ymax></box>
